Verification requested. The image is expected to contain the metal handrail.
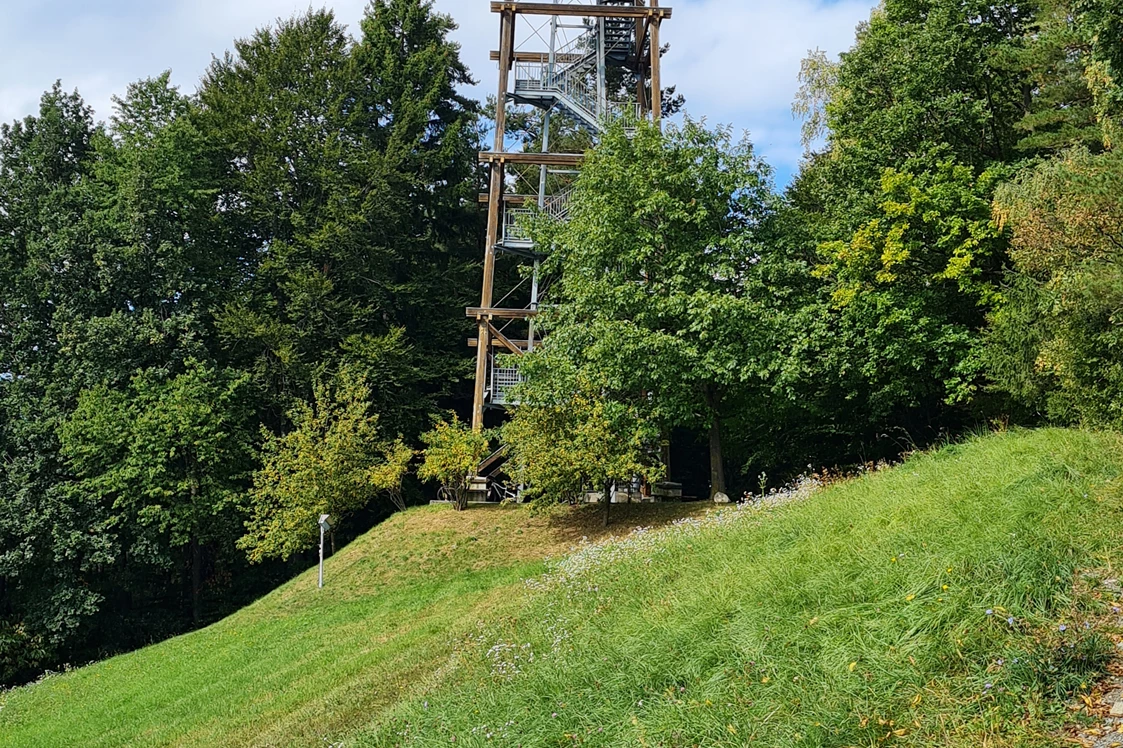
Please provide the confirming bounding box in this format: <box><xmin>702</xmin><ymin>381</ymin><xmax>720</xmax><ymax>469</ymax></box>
<box><xmin>502</xmin><ymin>186</ymin><xmax>575</xmax><ymax>244</ymax></box>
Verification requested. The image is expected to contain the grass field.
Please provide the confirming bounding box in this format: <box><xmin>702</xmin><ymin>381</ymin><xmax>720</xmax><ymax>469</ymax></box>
<box><xmin>3</xmin><ymin>428</ymin><xmax>1123</xmax><ymax>746</ymax></box>
<box><xmin>0</xmin><ymin>500</ymin><xmax>707</xmax><ymax>747</ymax></box>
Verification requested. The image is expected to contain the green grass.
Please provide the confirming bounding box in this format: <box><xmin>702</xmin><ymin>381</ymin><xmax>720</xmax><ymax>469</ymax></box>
<box><xmin>0</xmin><ymin>499</ymin><xmax>705</xmax><ymax>747</ymax></box>
<box><xmin>357</xmin><ymin>428</ymin><xmax>1123</xmax><ymax>747</ymax></box>
<box><xmin>4</xmin><ymin>428</ymin><xmax>1123</xmax><ymax>747</ymax></box>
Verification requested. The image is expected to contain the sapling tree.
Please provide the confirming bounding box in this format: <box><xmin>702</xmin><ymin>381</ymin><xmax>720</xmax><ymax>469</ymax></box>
<box><xmin>418</xmin><ymin>416</ymin><xmax>490</xmax><ymax>511</ymax></box>
<box><xmin>504</xmin><ymin>360</ymin><xmax>663</xmax><ymax>526</ymax></box>
<box><xmin>239</xmin><ymin>366</ymin><xmax>405</xmax><ymax>562</ymax></box>
<box><xmin>372</xmin><ymin>438</ymin><xmax>415</xmax><ymax>512</ymax></box>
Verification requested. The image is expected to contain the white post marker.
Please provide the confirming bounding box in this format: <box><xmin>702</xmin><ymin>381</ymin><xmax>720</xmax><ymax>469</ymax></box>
<box><xmin>318</xmin><ymin>514</ymin><xmax>332</xmax><ymax>589</ymax></box>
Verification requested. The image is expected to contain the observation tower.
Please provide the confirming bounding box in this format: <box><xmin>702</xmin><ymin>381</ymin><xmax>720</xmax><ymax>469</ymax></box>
<box><xmin>468</xmin><ymin>0</ymin><xmax>672</xmax><ymax>493</ymax></box>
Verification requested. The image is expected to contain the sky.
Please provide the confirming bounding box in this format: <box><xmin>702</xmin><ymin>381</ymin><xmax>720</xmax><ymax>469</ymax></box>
<box><xmin>0</xmin><ymin>0</ymin><xmax>877</xmax><ymax>185</ymax></box>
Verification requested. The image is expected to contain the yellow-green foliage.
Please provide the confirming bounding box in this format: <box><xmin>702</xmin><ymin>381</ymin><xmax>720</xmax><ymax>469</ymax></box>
<box><xmin>504</xmin><ymin>373</ymin><xmax>664</xmax><ymax>506</ymax></box>
<box><xmin>418</xmin><ymin>416</ymin><xmax>489</xmax><ymax>510</ymax></box>
<box><xmin>240</xmin><ymin>367</ymin><xmax>406</xmax><ymax>562</ymax></box>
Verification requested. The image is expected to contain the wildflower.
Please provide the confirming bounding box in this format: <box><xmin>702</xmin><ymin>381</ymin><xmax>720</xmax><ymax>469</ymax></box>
<box><xmin>1059</xmin><ymin>624</ymin><xmax>1068</xmax><ymax>632</ymax></box>
<box><xmin>906</xmin><ymin>594</ymin><xmax>916</xmax><ymax>602</ymax></box>
<box><xmin>1007</xmin><ymin>617</ymin><xmax>1015</xmax><ymax>625</ymax></box>
<box><xmin>552</xmin><ymin>713</ymin><xmax>558</xmax><ymax>718</ymax></box>
<box><xmin>985</xmin><ymin>609</ymin><xmax>994</xmax><ymax>616</ymax></box>
<box><xmin>984</xmin><ymin>683</ymin><xmax>993</xmax><ymax>690</ymax></box>
<box><xmin>1084</xmin><ymin>622</ymin><xmax>1092</xmax><ymax>629</ymax></box>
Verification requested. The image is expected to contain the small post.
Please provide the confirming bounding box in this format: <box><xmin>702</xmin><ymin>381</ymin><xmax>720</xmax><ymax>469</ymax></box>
<box><xmin>318</xmin><ymin>514</ymin><xmax>332</xmax><ymax>589</ymax></box>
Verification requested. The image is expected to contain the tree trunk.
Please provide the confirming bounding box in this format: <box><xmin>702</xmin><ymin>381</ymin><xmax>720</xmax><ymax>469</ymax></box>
<box><xmin>330</xmin><ymin>530</ymin><xmax>336</xmax><ymax>556</ymax></box>
<box><xmin>190</xmin><ymin>537</ymin><xmax>202</xmax><ymax>626</ymax></box>
<box><xmin>704</xmin><ymin>385</ymin><xmax>726</xmax><ymax>499</ymax></box>
<box><xmin>603</xmin><ymin>480</ymin><xmax>612</xmax><ymax>527</ymax></box>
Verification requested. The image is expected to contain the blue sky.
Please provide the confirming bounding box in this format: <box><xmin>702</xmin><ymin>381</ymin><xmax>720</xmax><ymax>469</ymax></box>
<box><xmin>0</xmin><ymin>0</ymin><xmax>876</xmax><ymax>185</ymax></box>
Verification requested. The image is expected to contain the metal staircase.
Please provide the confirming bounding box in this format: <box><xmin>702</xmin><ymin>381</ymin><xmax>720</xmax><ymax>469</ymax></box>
<box><xmin>499</xmin><ymin>186</ymin><xmax>574</xmax><ymax>253</ymax></box>
<box><xmin>511</xmin><ymin>2</ymin><xmax>640</xmax><ymax>135</ymax></box>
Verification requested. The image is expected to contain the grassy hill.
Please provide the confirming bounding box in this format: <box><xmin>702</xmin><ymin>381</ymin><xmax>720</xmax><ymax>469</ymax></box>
<box><xmin>4</xmin><ymin>428</ymin><xmax>1123</xmax><ymax>746</ymax></box>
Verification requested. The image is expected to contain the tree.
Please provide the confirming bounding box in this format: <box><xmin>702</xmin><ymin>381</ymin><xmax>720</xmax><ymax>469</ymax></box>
<box><xmin>504</xmin><ymin>361</ymin><xmax>663</xmax><ymax>525</ymax></box>
<box><xmin>372</xmin><ymin>439</ymin><xmax>415</xmax><ymax>513</ymax></box>
<box><xmin>988</xmin><ymin>147</ymin><xmax>1123</xmax><ymax>426</ymax></box>
<box><xmin>0</xmin><ymin>84</ymin><xmax>105</xmax><ymax>682</ymax></box>
<box><xmin>240</xmin><ymin>367</ymin><xmax>403</xmax><ymax>563</ymax></box>
<box><xmin>199</xmin><ymin>4</ymin><xmax>480</xmax><ymax>438</ymax></box>
<box><xmin>1078</xmin><ymin>0</ymin><xmax>1123</xmax><ymax>147</ymax></box>
<box><xmin>61</xmin><ymin>361</ymin><xmax>254</xmax><ymax>624</ymax></box>
<box><xmin>775</xmin><ymin>0</ymin><xmax>1036</xmax><ymax>466</ymax></box>
<box><xmin>526</xmin><ymin>119</ymin><xmax>775</xmax><ymax>498</ymax></box>
<box><xmin>418</xmin><ymin>417</ymin><xmax>490</xmax><ymax>511</ymax></box>
<box><xmin>1011</xmin><ymin>0</ymin><xmax>1103</xmax><ymax>153</ymax></box>
<box><xmin>814</xmin><ymin>162</ymin><xmax>1009</xmax><ymax>406</ymax></box>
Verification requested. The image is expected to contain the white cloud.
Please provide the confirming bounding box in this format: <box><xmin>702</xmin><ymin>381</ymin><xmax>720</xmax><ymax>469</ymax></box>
<box><xmin>0</xmin><ymin>0</ymin><xmax>875</xmax><ymax>181</ymax></box>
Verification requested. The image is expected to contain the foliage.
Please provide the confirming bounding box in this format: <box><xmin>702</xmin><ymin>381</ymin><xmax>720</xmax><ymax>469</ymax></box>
<box><xmin>199</xmin><ymin>3</ymin><xmax>480</xmax><ymax>437</ymax></box>
<box><xmin>776</xmin><ymin>0</ymin><xmax>1036</xmax><ymax>469</ymax></box>
<box><xmin>792</xmin><ymin>48</ymin><xmax>839</xmax><ymax>150</ymax></box>
<box><xmin>372</xmin><ymin>439</ymin><xmax>415</xmax><ymax>513</ymax></box>
<box><xmin>527</xmin><ymin>119</ymin><xmax>775</xmax><ymax>496</ymax></box>
<box><xmin>504</xmin><ymin>366</ymin><xmax>664</xmax><ymax>514</ymax></box>
<box><xmin>988</xmin><ymin>147</ymin><xmax>1123</xmax><ymax>426</ymax></box>
<box><xmin>1078</xmin><ymin>0</ymin><xmax>1123</xmax><ymax>147</ymax></box>
<box><xmin>61</xmin><ymin>361</ymin><xmax>255</xmax><ymax>622</ymax></box>
<box><xmin>812</xmin><ymin>162</ymin><xmax>1009</xmax><ymax>407</ymax></box>
<box><xmin>240</xmin><ymin>367</ymin><xmax>402</xmax><ymax>563</ymax></box>
<box><xmin>418</xmin><ymin>417</ymin><xmax>490</xmax><ymax>511</ymax></box>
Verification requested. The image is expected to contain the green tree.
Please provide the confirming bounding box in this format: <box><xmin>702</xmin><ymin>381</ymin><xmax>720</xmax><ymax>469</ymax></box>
<box><xmin>61</xmin><ymin>361</ymin><xmax>254</xmax><ymax>624</ymax></box>
<box><xmin>0</xmin><ymin>85</ymin><xmax>105</xmax><ymax>681</ymax></box>
<box><xmin>776</xmin><ymin>0</ymin><xmax>1035</xmax><ymax>465</ymax></box>
<box><xmin>1011</xmin><ymin>0</ymin><xmax>1103</xmax><ymax>152</ymax></box>
<box><xmin>504</xmin><ymin>362</ymin><xmax>663</xmax><ymax>525</ymax></box>
<box><xmin>526</xmin><ymin>120</ymin><xmax>774</xmax><ymax>497</ymax></box>
<box><xmin>418</xmin><ymin>417</ymin><xmax>490</xmax><ymax>511</ymax></box>
<box><xmin>199</xmin><ymin>3</ymin><xmax>480</xmax><ymax>437</ymax></box>
<box><xmin>988</xmin><ymin>147</ymin><xmax>1123</xmax><ymax>425</ymax></box>
<box><xmin>240</xmin><ymin>367</ymin><xmax>404</xmax><ymax>563</ymax></box>
<box><xmin>1078</xmin><ymin>0</ymin><xmax>1123</xmax><ymax>146</ymax></box>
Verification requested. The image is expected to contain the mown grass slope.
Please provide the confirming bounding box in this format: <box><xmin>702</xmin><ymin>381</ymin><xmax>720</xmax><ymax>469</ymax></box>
<box><xmin>358</xmin><ymin>428</ymin><xmax>1123</xmax><ymax>747</ymax></box>
<box><xmin>0</xmin><ymin>501</ymin><xmax>706</xmax><ymax>747</ymax></box>
<box><xmin>4</xmin><ymin>428</ymin><xmax>1123</xmax><ymax>747</ymax></box>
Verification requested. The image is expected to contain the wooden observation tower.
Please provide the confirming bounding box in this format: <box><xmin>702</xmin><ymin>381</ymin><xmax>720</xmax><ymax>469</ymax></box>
<box><xmin>469</xmin><ymin>0</ymin><xmax>673</xmax><ymax>451</ymax></box>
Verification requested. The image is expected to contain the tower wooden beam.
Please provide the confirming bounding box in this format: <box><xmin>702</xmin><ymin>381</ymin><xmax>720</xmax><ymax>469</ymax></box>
<box><xmin>486</xmin><ymin>322</ymin><xmax>526</xmax><ymax>356</ymax></box>
<box><xmin>474</xmin><ymin>7</ymin><xmax>517</xmax><ymax>431</ymax></box>
<box><xmin>466</xmin><ymin>307</ymin><xmax>540</xmax><ymax>320</ymax></box>
<box><xmin>479</xmin><ymin>151</ymin><xmax>584</xmax><ymax>167</ymax></box>
<box><xmin>490</xmin><ymin>51</ymin><xmax>585</xmax><ymax>64</ymax></box>
<box><xmin>650</xmin><ymin>1</ymin><xmax>662</xmax><ymax>125</ymax></box>
<box><xmin>490</xmin><ymin>2</ymin><xmax>672</xmax><ymax>20</ymax></box>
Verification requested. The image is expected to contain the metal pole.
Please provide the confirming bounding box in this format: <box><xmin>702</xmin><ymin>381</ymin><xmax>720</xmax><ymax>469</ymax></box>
<box><xmin>597</xmin><ymin>18</ymin><xmax>607</xmax><ymax>121</ymax></box>
<box><xmin>530</xmin><ymin>6</ymin><xmax>559</xmax><ymax>354</ymax></box>
<box><xmin>318</xmin><ymin>524</ymin><xmax>324</xmax><ymax>589</ymax></box>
